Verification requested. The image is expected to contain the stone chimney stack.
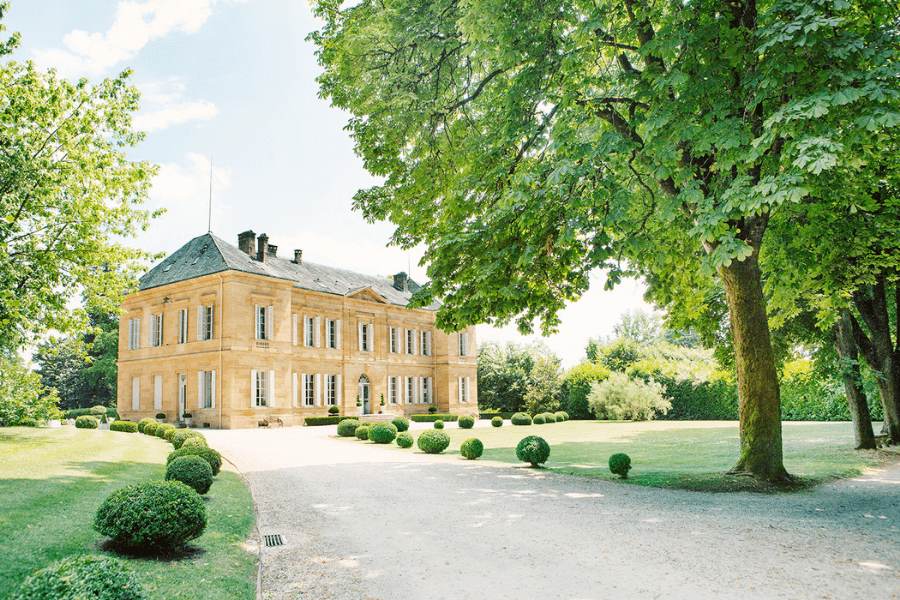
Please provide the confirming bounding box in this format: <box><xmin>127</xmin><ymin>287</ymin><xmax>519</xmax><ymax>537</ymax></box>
<box><xmin>257</xmin><ymin>233</ymin><xmax>268</xmax><ymax>262</ymax></box>
<box><xmin>238</xmin><ymin>230</ymin><xmax>255</xmax><ymax>256</ymax></box>
<box><xmin>293</xmin><ymin>249</ymin><xmax>303</xmax><ymax>264</ymax></box>
<box><xmin>267</xmin><ymin>244</ymin><xmax>278</xmax><ymax>257</ymax></box>
<box><xmin>393</xmin><ymin>272</ymin><xmax>408</xmax><ymax>291</ymax></box>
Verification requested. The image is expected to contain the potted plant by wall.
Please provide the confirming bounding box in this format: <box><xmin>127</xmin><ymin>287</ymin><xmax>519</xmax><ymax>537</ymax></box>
<box><xmin>182</xmin><ymin>412</ymin><xmax>193</xmax><ymax>427</ymax></box>
<box><xmin>356</xmin><ymin>395</ymin><xmax>361</xmax><ymax>410</ymax></box>
<box><xmin>328</xmin><ymin>404</ymin><xmax>340</xmax><ymax>416</ymax></box>
<box><xmin>155</xmin><ymin>412</ymin><xmax>166</xmax><ymax>422</ymax></box>
<box><xmin>428</xmin><ymin>404</ymin><xmax>437</xmax><ymax>414</ymax></box>
<box><xmin>379</xmin><ymin>394</ymin><xmax>385</xmax><ymax>414</ymax></box>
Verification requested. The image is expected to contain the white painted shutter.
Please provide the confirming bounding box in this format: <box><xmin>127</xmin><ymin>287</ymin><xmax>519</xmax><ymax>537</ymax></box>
<box><xmin>413</xmin><ymin>330</ymin><xmax>418</xmax><ymax>355</ymax></box>
<box><xmin>268</xmin><ymin>370</ymin><xmax>276</xmax><ymax>407</ymax></box>
<box><xmin>314</xmin><ymin>317</ymin><xmax>321</xmax><ymax>347</ymax></box>
<box><xmin>458</xmin><ymin>377</ymin><xmax>463</xmax><ymax>402</ymax></box>
<box><xmin>366</xmin><ymin>323</ymin><xmax>373</xmax><ymax>351</ymax></box>
<box><xmin>154</xmin><ymin>375</ymin><xmax>162</xmax><ymax>410</ymax></box>
<box><xmin>253</xmin><ymin>305</ymin><xmax>260</xmax><ymax>338</ymax></box>
<box><xmin>316</xmin><ymin>373</ymin><xmax>322</xmax><ymax>406</ymax></box>
<box><xmin>292</xmin><ymin>372</ymin><xmax>297</xmax><ymax>407</ymax></box>
<box><xmin>301</xmin><ymin>373</ymin><xmax>307</xmax><ymax>406</ymax></box>
<box><xmin>209</xmin><ymin>305</ymin><xmax>214</xmax><ymax>339</ymax></box>
<box><xmin>266</xmin><ymin>305</ymin><xmax>274</xmax><ymax>339</ymax></box>
<box><xmin>292</xmin><ymin>314</ymin><xmax>298</xmax><ymax>345</ymax></box>
<box><xmin>336</xmin><ymin>319</ymin><xmax>342</xmax><ymax>349</ymax></box>
<box><xmin>210</xmin><ymin>371</ymin><xmax>216</xmax><ymax>408</ymax></box>
<box><xmin>304</xmin><ymin>315</ymin><xmax>310</xmax><ymax>346</ymax></box>
<box><xmin>197</xmin><ymin>371</ymin><xmax>204</xmax><ymax>408</ymax></box>
<box><xmin>135</xmin><ymin>319</ymin><xmax>141</xmax><ymax>348</ymax></box>
<box><xmin>250</xmin><ymin>370</ymin><xmax>257</xmax><ymax>407</ymax></box>
<box><xmin>358</xmin><ymin>322</ymin><xmax>363</xmax><ymax>351</ymax></box>
<box><xmin>131</xmin><ymin>377</ymin><xmax>140</xmax><ymax>410</ymax></box>
<box><xmin>336</xmin><ymin>373</ymin><xmax>342</xmax><ymax>405</ymax></box>
<box><xmin>197</xmin><ymin>307</ymin><xmax>204</xmax><ymax>341</ymax></box>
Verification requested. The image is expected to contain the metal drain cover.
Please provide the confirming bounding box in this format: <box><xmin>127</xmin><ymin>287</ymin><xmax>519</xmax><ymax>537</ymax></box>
<box><xmin>263</xmin><ymin>534</ymin><xmax>284</xmax><ymax>547</ymax></box>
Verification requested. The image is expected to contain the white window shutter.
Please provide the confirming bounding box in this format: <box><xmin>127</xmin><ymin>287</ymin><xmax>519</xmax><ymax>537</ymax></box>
<box><xmin>358</xmin><ymin>322</ymin><xmax>363</xmax><ymax>351</ymax></box>
<box><xmin>254</xmin><ymin>305</ymin><xmax>261</xmax><ymax>338</ymax></box>
<box><xmin>458</xmin><ymin>377</ymin><xmax>463</xmax><ymax>402</ymax></box>
<box><xmin>316</xmin><ymin>373</ymin><xmax>322</xmax><ymax>406</ymax></box>
<box><xmin>132</xmin><ymin>377</ymin><xmax>140</xmax><ymax>410</ymax></box>
<box><xmin>336</xmin><ymin>319</ymin><xmax>342</xmax><ymax>348</ymax></box>
<box><xmin>211</xmin><ymin>371</ymin><xmax>216</xmax><ymax>408</ymax></box>
<box><xmin>154</xmin><ymin>375</ymin><xmax>162</xmax><ymax>410</ymax></box>
<box><xmin>413</xmin><ymin>330</ymin><xmax>418</xmax><ymax>355</ymax></box>
<box><xmin>292</xmin><ymin>314</ymin><xmax>298</xmax><ymax>345</ymax></box>
<box><xmin>197</xmin><ymin>371</ymin><xmax>203</xmax><ymax>408</ymax></box>
<box><xmin>314</xmin><ymin>317</ymin><xmax>321</xmax><ymax>347</ymax></box>
<box><xmin>197</xmin><ymin>307</ymin><xmax>203</xmax><ymax>341</ymax></box>
<box><xmin>301</xmin><ymin>373</ymin><xmax>307</xmax><ymax>406</ymax></box>
<box><xmin>336</xmin><ymin>374</ymin><xmax>342</xmax><ymax>405</ymax></box>
<box><xmin>268</xmin><ymin>370</ymin><xmax>276</xmax><ymax>407</ymax></box>
<box><xmin>250</xmin><ymin>370</ymin><xmax>257</xmax><ymax>407</ymax></box>
<box><xmin>366</xmin><ymin>323</ymin><xmax>373</xmax><ymax>351</ymax></box>
<box><xmin>209</xmin><ymin>305</ymin><xmax>215</xmax><ymax>339</ymax></box>
<box><xmin>266</xmin><ymin>305</ymin><xmax>274</xmax><ymax>339</ymax></box>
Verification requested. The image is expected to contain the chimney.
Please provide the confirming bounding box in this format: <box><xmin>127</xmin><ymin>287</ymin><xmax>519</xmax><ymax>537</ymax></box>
<box><xmin>393</xmin><ymin>272</ymin><xmax>408</xmax><ymax>291</ymax></box>
<box><xmin>257</xmin><ymin>233</ymin><xmax>268</xmax><ymax>262</ymax></box>
<box><xmin>267</xmin><ymin>244</ymin><xmax>278</xmax><ymax>257</ymax></box>
<box><xmin>293</xmin><ymin>249</ymin><xmax>303</xmax><ymax>264</ymax></box>
<box><xmin>237</xmin><ymin>230</ymin><xmax>255</xmax><ymax>256</ymax></box>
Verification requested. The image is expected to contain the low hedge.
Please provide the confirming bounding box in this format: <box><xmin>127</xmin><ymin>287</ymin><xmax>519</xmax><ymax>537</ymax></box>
<box><xmin>458</xmin><ymin>415</ymin><xmax>475</xmax><ymax>429</ymax></box>
<box><xmin>93</xmin><ymin>480</ymin><xmax>207</xmax><ymax>551</ymax></box>
<box><xmin>396</xmin><ymin>432</ymin><xmax>414</xmax><ymax>448</ymax></box>
<box><xmin>11</xmin><ymin>555</ymin><xmax>146</xmax><ymax>600</ymax></box>
<box><xmin>167</xmin><ymin>446</ymin><xmax>223</xmax><ymax>476</ymax></box>
<box><xmin>110</xmin><ymin>420</ymin><xmax>138</xmax><ymax>433</ymax></box>
<box><xmin>391</xmin><ymin>416</ymin><xmax>410</xmax><ymax>432</ymax></box>
<box><xmin>416</xmin><ymin>430</ymin><xmax>450</xmax><ymax>454</ymax></box>
<box><xmin>460</xmin><ymin>438</ymin><xmax>484</xmax><ymax>460</ymax></box>
<box><xmin>479</xmin><ymin>410</ymin><xmax>515</xmax><ymax>420</ymax></box>
<box><xmin>74</xmin><ymin>415</ymin><xmax>98</xmax><ymax>429</ymax></box>
<box><xmin>410</xmin><ymin>414</ymin><xmax>458</xmax><ymax>423</ymax></box>
<box><xmin>369</xmin><ymin>423</ymin><xmax>398</xmax><ymax>444</ymax></box>
<box><xmin>304</xmin><ymin>416</ymin><xmax>342</xmax><ymax>426</ymax></box>
<box><xmin>337</xmin><ymin>419</ymin><xmax>361</xmax><ymax>437</ymax></box>
<box><xmin>166</xmin><ymin>455</ymin><xmax>214</xmax><ymax>495</ymax></box>
<box><xmin>511</xmin><ymin>412</ymin><xmax>532</xmax><ymax>426</ymax></box>
<box><xmin>64</xmin><ymin>407</ymin><xmax>118</xmax><ymax>420</ymax></box>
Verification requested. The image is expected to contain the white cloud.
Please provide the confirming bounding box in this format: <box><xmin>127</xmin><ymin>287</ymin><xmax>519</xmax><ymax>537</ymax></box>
<box><xmin>33</xmin><ymin>0</ymin><xmax>213</xmax><ymax>78</ymax></box>
<box><xmin>134</xmin><ymin>78</ymin><xmax>218</xmax><ymax>132</ymax></box>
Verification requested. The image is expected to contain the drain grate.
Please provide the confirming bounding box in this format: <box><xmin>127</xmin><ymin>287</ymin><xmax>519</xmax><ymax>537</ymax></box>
<box><xmin>263</xmin><ymin>534</ymin><xmax>284</xmax><ymax>547</ymax></box>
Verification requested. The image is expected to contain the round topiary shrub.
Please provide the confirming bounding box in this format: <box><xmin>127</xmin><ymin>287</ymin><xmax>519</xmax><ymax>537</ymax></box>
<box><xmin>555</xmin><ymin>411</ymin><xmax>569</xmax><ymax>422</ymax></box>
<box><xmin>90</xmin><ymin>405</ymin><xmax>108</xmax><ymax>419</ymax></box>
<box><xmin>155</xmin><ymin>423</ymin><xmax>174</xmax><ymax>439</ymax></box>
<box><xmin>543</xmin><ymin>412</ymin><xmax>557</xmax><ymax>423</ymax></box>
<box><xmin>369</xmin><ymin>423</ymin><xmax>398</xmax><ymax>444</ymax></box>
<box><xmin>328</xmin><ymin>404</ymin><xmax>340</xmax><ymax>415</ymax></box>
<box><xmin>608</xmin><ymin>453</ymin><xmax>632</xmax><ymax>479</ymax></box>
<box><xmin>93</xmin><ymin>480</ymin><xmax>207</xmax><ymax>551</ymax></box>
<box><xmin>458</xmin><ymin>415</ymin><xmax>475</xmax><ymax>429</ymax></box>
<box><xmin>491</xmin><ymin>416</ymin><xmax>503</xmax><ymax>427</ymax></box>
<box><xmin>391</xmin><ymin>416</ymin><xmax>410</xmax><ymax>432</ymax></box>
<box><xmin>167</xmin><ymin>446</ymin><xmax>223</xmax><ymax>476</ymax></box>
<box><xmin>75</xmin><ymin>415</ymin><xmax>98</xmax><ymax>429</ymax></box>
<box><xmin>433</xmin><ymin>419</ymin><xmax>444</xmax><ymax>429</ymax></box>
<box><xmin>179</xmin><ymin>436</ymin><xmax>208</xmax><ymax>451</ymax></box>
<box><xmin>460</xmin><ymin>438</ymin><xmax>484</xmax><ymax>460</ymax></box>
<box><xmin>396</xmin><ymin>431</ymin><xmax>414</xmax><ymax>448</ymax></box>
<box><xmin>11</xmin><ymin>554</ymin><xmax>146</xmax><ymax>600</ymax></box>
<box><xmin>142</xmin><ymin>421</ymin><xmax>158</xmax><ymax>436</ymax></box>
<box><xmin>164</xmin><ymin>428</ymin><xmax>178</xmax><ymax>442</ymax></box>
<box><xmin>110</xmin><ymin>420</ymin><xmax>138</xmax><ymax>433</ymax></box>
<box><xmin>137</xmin><ymin>418</ymin><xmax>155</xmax><ymax>434</ymax></box>
<box><xmin>515</xmin><ymin>435</ymin><xmax>550</xmax><ymax>467</ymax></box>
<box><xmin>166</xmin><ymin>455</ymin><xmax>214</xmax><ymax>495</ymax></box>
<box><xmin>171</xmin><ymin>430</ymin><xmax>204</xmax><ymax>449</ymax></box>
<box><xmin>417</xmin><ymin>430</ymin><xmax>450</xmax><ymax>454</ymax></box>
<box><xmin>355</xmin><ymin>425</ymin><xmax>370</xmax><ymax>440</ymax></box>
<box><xmin>337</xmin><ymin>418</ymin><xmax>360</xmax><ymax>437</ymax></box>
<box><xmin>532</xmin><ymin>414</ymin><xmax>546</xmax><ymax>425</ymax></box>
<box><xmin>511</xmin><ymin>412</ymin><xmax>532</xmax><ymax>426</ymax></box>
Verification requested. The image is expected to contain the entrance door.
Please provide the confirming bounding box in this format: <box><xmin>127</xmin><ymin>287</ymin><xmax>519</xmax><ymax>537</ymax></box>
<box><xmin>178</xmin><ymin>373</ymin><xmax>187</xmax><ymax>420</ymax></box>
<box><xmin>359</xmin><ymin>375</ymin><xmax>371</xmax><ymax>415</ymax></box>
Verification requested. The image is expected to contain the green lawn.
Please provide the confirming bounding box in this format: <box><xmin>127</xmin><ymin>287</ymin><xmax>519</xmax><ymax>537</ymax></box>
<box><xmin>0</xmin><ymin>426</ymin><xmax>256</xmax><ymax>600</ymax></box>
<box><xmin>410</xmin><ymin>420</ymin><xmax>899</xmax><ymax>492</ymax></box>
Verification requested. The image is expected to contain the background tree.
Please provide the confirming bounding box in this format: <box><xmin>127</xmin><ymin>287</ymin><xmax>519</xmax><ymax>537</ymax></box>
<box><xmin>523</xmin><ymin>354</ymin><xmax>563</xmax><ymax>414</ymax></box>
<box><xmin>312</xmin><ymin>0</ymin><xmax>897</xmax><ymax>480</ymax></box>
<box><xmin>0</xmin><ymin>4</ymin><xmax>155</xmax><ymax>352</ymax></box>
<box><xmin>477</xmin><ymin>342</ymin><xmax>561</xmax><ymax>413</ymax></box>
<box><xmin>613</xmin><ymin>310</ymin><xmax>661</xmax><ymax>345</ymax></box>
<box><xmin>0</xmin><ymin>355</ymin><xmax>60</xmax><ymax>426</ymax></box>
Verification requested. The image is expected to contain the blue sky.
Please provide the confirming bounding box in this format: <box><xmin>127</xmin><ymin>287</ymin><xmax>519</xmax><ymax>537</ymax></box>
<box><xmin>9</xmin><ymin>0</ymin><xmax>653</xmax><ymax>366</ymax></box>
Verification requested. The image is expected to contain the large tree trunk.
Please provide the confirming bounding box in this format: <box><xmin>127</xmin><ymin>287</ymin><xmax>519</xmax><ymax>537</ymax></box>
<box><xmin>718</xmin><ymin>253</ymin><xmax>789</xmax><ymax>481</ymax></box>
<box><xmin>852</xmin><ymin>279</ymin><xmax>900</xmax><ymax>444</ymax></box>
<box><xmin>834</xmin><ymin>310</ymin><xmax>876</xmax><ymax>450</ymax></box>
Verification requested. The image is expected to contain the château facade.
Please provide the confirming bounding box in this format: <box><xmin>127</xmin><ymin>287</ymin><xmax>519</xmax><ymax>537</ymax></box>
<box><xmin>116</xmin><ymin>230</ymin><xmax>477</xmax><ymax>428</ymax></box>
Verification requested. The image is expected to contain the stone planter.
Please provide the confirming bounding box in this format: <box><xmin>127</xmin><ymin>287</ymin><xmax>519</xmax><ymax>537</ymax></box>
<box><xmin>47</xmin><ymin>419</ymin><xmax>61</xmax><ymax>428</ymax></box>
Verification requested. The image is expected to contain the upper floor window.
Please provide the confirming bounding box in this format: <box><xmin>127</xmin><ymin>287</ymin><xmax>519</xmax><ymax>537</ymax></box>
<box><xmin>256</xmin><ymin>305</ymin><xmax>273</xmax><ymax>340</ymax></box>
<box><xmin>198</xmin><ymin>370</ymin><xmax>216</xmax><ymax>409</ymax></box>
<box><xmin>127</xmin><ymin>318</ymin><xmax>141</xmax><ymax>350</ymax></box>
<box><xmin>389</xmin><ymin>327</ymin><xmax>399</xmax><ymax>353</ymax></box>
<box><xmin>177</xmin><ymin>308</ymin><xmax>189</xmax><ymax>344</ymax></box>
<box><xmin>421</xmin><ymin>331</ymin><xmax>432</xmax><ymax>356</ymax></box>
<box><xmin>150</xmin><ymin>313</ymin><xmax>163</xmax><ymax>347</ymax></box>
<box><xmin>405</xmin><ymin>329</ymin><xmax>416</xmax><ymax>354</ymax></box>
<box><xmin>326</xmin><ymin>319</ymin><xmax>340</xmax><ymax>349</ymax></box>
<box><xmin>358</xmin><ymin>321</ymin><xmax>373</xmax><ymax>352</ymax></box>
<box><xmin>198</xmin><ymin>305</ymin><xmax>214</xmax><ymax>341</ymax></box>
<box><xmin>458</xmin><ymin>332</ymin><xmax>469</xmax><ymax>356</ymax></box>
<box><xmin>304</xmin><ymin>315</ymin><xmax>318</xmax><ymax>347</ymax></box>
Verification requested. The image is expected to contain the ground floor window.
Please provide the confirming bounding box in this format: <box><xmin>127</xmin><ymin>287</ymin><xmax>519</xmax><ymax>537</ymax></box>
<box><xmin>303</xmin><ymin>373</ymin><xmax>316</xmax><ymax>407</ymax></box>
<box><xmin>422</xmin><ymin>377</ymin><xmax>433</xmax><ymax>404</ymax></box>
<box><xmin>389</xmin><ymin>376</ymin><xmax>399</xmax><ymax>404</ymax></box>
<box><xmin>326</xmin><ymin>374</ymin><xmax>338</xmax><ymax>405</ymax></box>
<box><xmin>458</xmin><ymin>376</ymin><xmax>471</xmax><ymax>403</ymax></box>
<box><xmin>253</xmin><ymin>370</ymin><xmax>271</xmax><ymax>407</ymax></box>
<box><xmin>199</xmin><ymin>370</ymin><xmax>215</xmax><ymax>409</ymax></box>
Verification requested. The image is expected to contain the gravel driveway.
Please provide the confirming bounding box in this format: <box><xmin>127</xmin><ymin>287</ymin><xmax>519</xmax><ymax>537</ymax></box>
<box><xmin>205</xmin><ymin>425</ymin><xmax>900</xmax><ymax>600</ymax></box>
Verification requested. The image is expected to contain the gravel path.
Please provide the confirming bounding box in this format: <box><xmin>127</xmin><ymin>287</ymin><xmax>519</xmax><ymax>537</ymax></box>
<box><xmin>205</xmin><ymin>426</ymin><xmax>900</xmax><ymax>600</ymax></box>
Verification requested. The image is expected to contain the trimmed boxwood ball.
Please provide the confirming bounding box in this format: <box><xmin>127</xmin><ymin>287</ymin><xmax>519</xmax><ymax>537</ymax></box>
<box><xmin>155</xmin><ymin>423</ymin><xmax>174</xmax><ymax>439</ymax></box>
<box><xmin>511</xmin><ymin>412</ymin><xmax>532</xmax><ymax>426</ymax></box>
<box><xmin>166</xmin><ymin>455</ymin><xmax>214</xmax><ymax>494</ymax></box>
<box><xmin>516</xmin><ymin>435</ymin><xmax>550</xmax><ymax>467</ymax></box>
<box><xmin>180</xmin><ymin>436</ymin><xmax>208</xmax><ymax>451</ymax></box>
<box><xmin>11</xmin><ymin>555</ymin><xmax>146</xmax><ymax>600</ymax></box>
<box><xmin>458</xmin><ymin>415</ymin><xmax>475</xmax><ymax>429</ymax></box>
<box><xmin>75</xmin><ymin>415</ymin><xmax>98</xmax><ymax>429</ymax></box>
<box><xmin>355</xmin><ymin>425</ymin><xmax>370</xmax><ymax>440</ymax></box>
<box><xmin>417</xmin><ymin>430</ymin><xmax>450</xmax><ymax>454</ymax></box>
<box><xmin>391</xmin><ymin>416</ymin><xmax>410</xmax><ymax>432</ymax></box>
<box><xmin>164</xmin><ymin>428</ymin><xmax>178</xmax><ymax>442</ymax></box>
<box><xmin>433</xmin><ymin>419</ymin><xmax>444</xmax><ymax>429</ymax></box>
<box><xmin>396</xmin><ymin>431</ymin><xmax>414</xmax><ymax>448</ymax></box>
<box><xmin>171</xmin><ymin>430</ymin><xmax>205</xmax><ymax>449</ymax></box>
<box><xmin>532</xmin><ymin>414</ymin><xmax>546</xmax><ymax>425</ymax></box>
<box><xmin>337</xmin><ymin>418</ymin><xmax>360</xmax><ymax>437</ymax></box>
<box><xmin>142</xmin><ymin>421</ymin><xmax>158</xmax><ymax>436</ymax></box>
<box><xmin>167</xmin><ymin>446</ymin><xmax>223</xmax><ymax>476</ymax></box>
<box><xmin>543</xmin><ymin>412</ymin><xmax>557</xmax><ymax>423</ymax></box>
<box><xmin>460</xmin><ymin>438</ymin><xmax>483</xmax><ymax>460</ymax></box>
<box><xmin>609</xmin><ymin>453</ymin><xmax>632</xmax><ymax>479</ymax></box>
<box><xmin>369</xmin><ymin>423</ymin><xmax>398</xmax><ymax>444</ymax></box>
<box><xmin>110</xmin><ymin>420</ymin><xmax>138</xmax><ymax>433</ymax></box>
<box><xmin>491</xmin><ymin>416</ymin><xmax>503</xmax><ymax>427</ymax></box>
<box><xmin>137</xmin><ymin>418</ymin><xmax>155</xmax><ymax>433</ymax></box>
<box><xmin>555</xmin><ymin>411</ymin><xmax>569</xmax><ymax>422</ymax></box>
<box><xmin>93</xmin><ymin>480</ymin><xmax>207</xmax><ymax>551</ymax></box>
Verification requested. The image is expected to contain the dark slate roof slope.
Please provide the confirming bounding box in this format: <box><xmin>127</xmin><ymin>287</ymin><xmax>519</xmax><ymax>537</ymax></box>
<box><xmin>139</xmin><ymin>233</ymin><xmax>438</xmax><ymax>310</ymax></box>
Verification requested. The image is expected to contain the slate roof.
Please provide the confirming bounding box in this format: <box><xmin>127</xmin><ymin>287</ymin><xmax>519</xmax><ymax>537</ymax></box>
<box><xmin>138</xmin><ymin>233</ymin><xmax>437</xmax><ymax>310</ymax></box>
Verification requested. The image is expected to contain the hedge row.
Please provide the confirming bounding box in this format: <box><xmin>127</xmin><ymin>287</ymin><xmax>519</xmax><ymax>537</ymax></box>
<box><xmin>109</xmin><ymin>420</ymin><xmax>138</xmax><ymax>433</ymax></box>
<box><xmin>479</xmin><ymin>410</ymin><xmax>514</xmax><ymax>420</ymax></box>
<box><xmin>304</xmin><ymin>416</ymin><xmax>345</xmax><ymax>426</ymax></box>
<box><xmin>64</xmin><ymin>407</ymin><xmax>118</xmax><ymax>420</ymax></box>
<box><xmin>410</xmin><ymin>414</ymin><xmax>459</xmax><ymax>422</ymax></box>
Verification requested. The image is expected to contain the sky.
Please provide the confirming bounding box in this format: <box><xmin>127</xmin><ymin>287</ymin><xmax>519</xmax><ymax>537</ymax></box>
<box><xmin>9</xmin><ymin>0</ymin><xmax>654</xmax><ymax>367</ymax></box>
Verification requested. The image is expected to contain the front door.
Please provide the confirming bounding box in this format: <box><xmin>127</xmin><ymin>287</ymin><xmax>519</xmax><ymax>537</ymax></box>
<box><xmin>178</xmin><ymin>373</ymin><xmax>187</xmax><ymax>420</ymax></box>
<box><xmin>359</xmin><ymin>377</ymin><xmax>371</xmax><ymax>415</ymax></box>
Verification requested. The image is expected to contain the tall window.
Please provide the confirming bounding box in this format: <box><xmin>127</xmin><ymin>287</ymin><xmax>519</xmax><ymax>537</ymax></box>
<box><xmin>359</xmin><ymin>321</ymin><xmax>373</xmax><ymax>352</ymax></box>
<box><xmin>303</xmin><ymin>373</ymin><xmax>316</xmax><ymax>406</ymax></box>
<box><xmin>305</xmin><ymin>316</ymin><xmax>316</xmax><ymax>347</ymax></box>
<box><xmin>254</xmin><ymin>370</ymin><xmax>269</xmax><ymax>407</ymax></box>
<box><xmin>199</xmin><ymin>305</ymin><xmax>214</xmax><ymax>341</ymax></box>
<box><xmin>327</xmin><ymin>319</ymin><xmax>339</xmax><ymax>349</ymax></box>
<box><xmin>389</xmin><ymin>376</ymin><xmax>399</xmax><ymax>404</ymax></box>
<box><xmin>128</xmin><ymin>318</ymin><xmax>140</xmax><ymax>350</ymax></box>
<box><xmin>422</xmin><ymin>377</ymin><xmax>433</xmax><ymax>404</ymax></box>
<box><xmin>421</xmin><ymin>331</ymin><xmax>432</xmax><ymax>356</ymax></box>
<box><xmin>199</xmin><ymin>370</ymin><xmax>215</xmax><ymax>409</ymax></box>
<box><xmin>150</xmin><ymin>313</ymin><xmax>163</xmax><ymax>347</ymax></box>
<box><xmin>389</xmin><ymin>327</ymin><xmax>399</xmax><ymax>353</ymax></box>
<box><xmin>326</xmin><ymin>374</ymin><xmax>338</xmax><ymax>405</ymax></box>
<box><xmin>255</xmin><ymin>305</ymin><xmax>270</xmax><ymax>340</ymax></box>
<box><xmin>406</xmin><ymin>376</ymin><xmax>416</xmax><ymax>404</ymax></box>
<box><xmin>405</xmin><ymin>329</ymin><xmax>416</xmax><ymax>354</ymax></box>
<box><xmin>458</xmin><ymin>377</ymin><xmax>471</xmax><ymax>402</ymax></box>
<box><xmin>458</xmin><ymin>332</ymin><xmax>469</xmax><ymax>356</ymax></box>
<box><xmin>178</xmin><ymin>308</ymin><xmax>188</xmax><ymax>344</ymax></box>
<box><xmin>131</xmin><ymin>376</ymin><xmax>140</xmax><ymax>410</ymax></box>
